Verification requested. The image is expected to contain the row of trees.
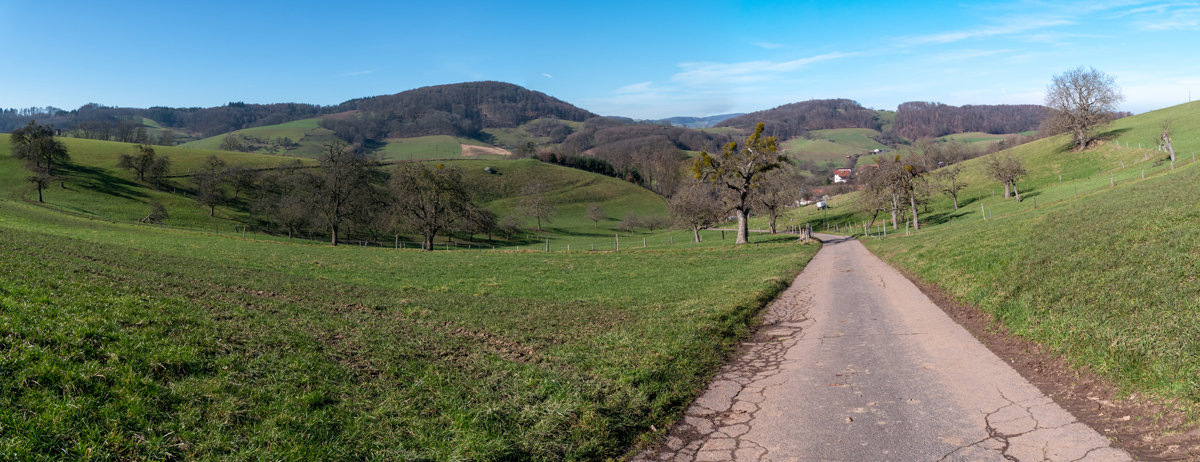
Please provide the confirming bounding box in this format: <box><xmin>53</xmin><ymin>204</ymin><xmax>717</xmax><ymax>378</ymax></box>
<box><xmin>173</xmin><ymin>141</ymin><xmax>566</xmax><ymax>250</ymax></box>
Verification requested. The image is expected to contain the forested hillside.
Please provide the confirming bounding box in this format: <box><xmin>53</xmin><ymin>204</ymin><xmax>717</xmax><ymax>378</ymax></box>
<box><xmin>0</xmin><ymin>102</ymin><xmax>344</xmax><ymax>139</ymax></box>
<box><xmin>715</xmin><ymin>99</ymin><xmax>881</xmax><ymax>138</ymax></box>
<box><xmin>321</xmin><ymin>81</ymin><xmax>596</xmax><ymax>142</ymax></box>
<box><xmin>893</xmin><ymin>102</ymin><xmax>1048</xmax><ymax>139</ymax></box>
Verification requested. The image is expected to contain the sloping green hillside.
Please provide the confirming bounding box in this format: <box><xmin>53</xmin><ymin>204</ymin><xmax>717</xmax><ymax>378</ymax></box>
<box><xmin>805</xmin><ymin>100</ymin><xmax>1200</xmax><ymax>419</ymax></box>
<box><xmin>0</xmin><ymin>135</ymin><xmax>310</xmax><ymax>228</ymax></box>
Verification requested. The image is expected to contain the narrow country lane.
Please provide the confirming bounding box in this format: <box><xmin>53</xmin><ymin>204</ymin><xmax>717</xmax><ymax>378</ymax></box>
<box><xmin>636</xmin><ymin>234</ymin><xmax>1131</xmax><ymax>462</ymax></box>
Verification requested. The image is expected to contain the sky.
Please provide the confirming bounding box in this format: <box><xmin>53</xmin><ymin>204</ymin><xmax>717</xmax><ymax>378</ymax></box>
<box><xmin>1</xmin><ymin>0</ymin><xmax>1198</xmax><ymax>119</ymax></box>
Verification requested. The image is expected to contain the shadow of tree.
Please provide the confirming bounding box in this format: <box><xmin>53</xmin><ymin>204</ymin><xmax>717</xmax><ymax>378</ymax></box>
<box><xmin>61</xmin><ymin>164</ymin><xmax>149</xmax><ymax>201</ymax></box>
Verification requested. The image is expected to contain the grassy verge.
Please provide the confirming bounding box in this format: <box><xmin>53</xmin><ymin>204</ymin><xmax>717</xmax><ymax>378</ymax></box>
<box><xmin>0</xmin><ymin>200</ymin><xmax>819</xmax><ymax>460</ymax></box>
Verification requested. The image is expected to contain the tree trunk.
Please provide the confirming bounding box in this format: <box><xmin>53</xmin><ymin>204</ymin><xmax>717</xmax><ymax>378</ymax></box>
<box><xmin>536</xmin><ymin>215</ymin><xmax>542</xmax><ymax>232</ymax></box>
<box><xmin>735</xmin><ymin>208</ymin><xmax>749</xmax><ymax>244</ymax></box>
<box><xmin>209</xmin><ymin>205</ymin><xmax>215</xmax><ymax>216</ymax></box>
<box><xmin>424</xmin><ymin>235</ymin><xmax>434</xmax><ymax>251</ymax></box>
<box><xmin>952</xmin><ymin>194</ymin><xmax>959</xmax><ymax>210</ymax></box>
<box><xmin>1003</xmin><ymin>181</ymin><xmax>1011</xmax><ymax>199</ymax></box>
<box><xmin>890</xmin><ymin>193</ymin><xmax>899</xmax><ymax>229</ymax></box>
<box><xmin>37</xmin><ymin>185</ymin><xmax>43</xmax><ymax>203</ymax></box>
<box><xmin>910</xmin><ymin>195</ymin><xmax>920</xmax><ymax>231</ymax></box>
<box><xmin>331</xmin><ymin>225</ymin><xmax>339</xmax><ymax>246</ymax></box>
<box><xmin>1164</xmin><ymin>133</ymin><xmax>1177</xmax><ymax>162</ymax></box>
<box><xmin>768</xmin><ymin>209</ymin><xmax>778</xmax><ymax>234</ymax></box>
<box><xmin>1012</xmin><ymin>181</ymin><xmax>1021</xmax><ymax>202</ymax></box>
<box><xmin>693</xmin><ymin>226</ymin><xmax>702</xmax><ymax>243</ymax></box>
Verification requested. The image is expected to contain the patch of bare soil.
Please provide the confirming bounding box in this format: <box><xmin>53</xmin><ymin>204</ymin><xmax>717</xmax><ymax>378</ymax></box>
<box><xmin>460</xmin><ymin>144</ymin><xmax>511</xmax><ymax>157</ymax></box>
<box><xmin>903</xmin><ymin>274</ymin><xmax>1200</xmax><ymax>461</ymax></box>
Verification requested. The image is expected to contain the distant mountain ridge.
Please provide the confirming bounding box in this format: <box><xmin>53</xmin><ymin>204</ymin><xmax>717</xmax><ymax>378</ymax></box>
<box><xmin>660</xmin><ymin>113</ymin><xmax>744</xmax><ymax>128</ymax></box>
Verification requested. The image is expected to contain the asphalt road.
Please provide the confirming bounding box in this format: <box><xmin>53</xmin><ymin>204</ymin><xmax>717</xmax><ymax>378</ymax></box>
<box><xmin>636</xmin><ymin>234</ymin><xmax>1131</xmax><ymax>462</ymax></box>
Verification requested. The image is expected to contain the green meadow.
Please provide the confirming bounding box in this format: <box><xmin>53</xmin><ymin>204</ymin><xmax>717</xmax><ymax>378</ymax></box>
<box><xmin>0</xmin><ymin>128</ymin><xmax>820</xmax><ymax>460</ymax></box>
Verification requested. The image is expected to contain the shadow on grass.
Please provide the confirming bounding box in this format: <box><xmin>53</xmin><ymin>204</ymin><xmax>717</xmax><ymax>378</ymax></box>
<box><xmin>62</xmin><ymin>164</ymin><xmax>149</xmax><ymax>201</ymax></box>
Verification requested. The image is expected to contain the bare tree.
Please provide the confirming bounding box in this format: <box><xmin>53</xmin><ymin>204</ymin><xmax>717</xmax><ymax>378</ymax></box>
<box><xmin>669</xmin><ymin>180</ymin><xmax>724</xmax><ymax>242</ymax></box>
<box><xmin>983</xmin><ymin>151</ymin><xmax>1027</xmax><ymax>201</ymax></box>
<box><xmin>497</xmin><ymin>215</ymin><xmax>522</xmax><ymax>240</ymax></box>
<box><xmin>1159</xmin><ymin>119</ymin><xmax>1176</xmax><ymax>162</ymax></box>
<box><xmin>10</xmin><ymin>121</ymin><xmax>70</xmax><ymax>172</ymax></box>
<box><xmin>192</xmin><ymin>157</ymin><xmax>229</xmax><ymax>216</ymax></box>
<box><xmin>313</xmin><ymin>140</ymin><xmax>383</xmax><ymax>245</ymax></box>
<box><xmin>389</xmin><ymin>162</ymin><xmax>473</xmax><ymax>251</ymax></box>
<box><xmin>753</xmin><ymin>166</ymin><xmax>800</xmax><ymax>234</ymax></box>
<box><xmin>219</xmin><ymin>134</ymin><xmax>244</xmax><ymax>152</ymax></box>
<box><xmin>117</xmin><ymin>144</ymin><xmax>160</xmax><ymax>181</ymax></box>
<box><xmin>693</xmin><ymin>122</ymin><xmax>786</xmax><ymax>243</ymax></box>
<box><xmin>517</xmin><ymin>180</ymin><xmax>558</xmax><ymax>231</ymax></box>
<box><xmin>932</xmin><ymin>164</ymin><xmax>968</xmax><ymax>210</ymax></box>
<box><xmin>1044</xmin><ymin>67</ymin><xmax>1124</xmax><ymax>150</ymax></box>
<box><xmin>587</xmin><ymin>203</ymin><xmax>606</xmax><ymax>228</ymax></box>
<box><xmin>11</xmin><ymin>121</ymin><xmax>70</xmax><ymax>201</ymax></box>
<box><xmin>618</xmin><ymin>212</ymin><xmax>640</xmax><ymax>234</ymax></box>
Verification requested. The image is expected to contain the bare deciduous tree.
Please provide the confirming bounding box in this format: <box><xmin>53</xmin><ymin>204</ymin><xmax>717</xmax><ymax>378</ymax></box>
<box><xmin>389</xmin><ymin>162</ymin><xmax>473</xmax><ymax>251</ymax></box>
<box><xmin>1159</xmin><ymin>119</ymin><xmax>1176</xmax><ymax>162</ymax></box>
<box><xmin>932</xmin><ymin>164</ymin><xmax>968</xmax><ymax>210</ymax></box>
<box><xmin>753</xmin><ymin>165</ymin><xmax>801</xmax><ymax>234</ymax></box>
<box><xmin>983</xmin><ymin>151</ymin><xmax>1027</xmax><ymax>202</ymax></box>
<box><xmin>1044</xmin><ymin>67</ymin><xmax>1124</xmax><ymax>150</ymax></box>
<box><xmin>517</xmin><ymin>180</ymin><xmax>558</xmax><ymax>231</ymax></box>
<box><xmin>693</xmin><ymin>122</ymin><xmax>785</xmax><ymax>244</ymax></box>
<box><xmin>669</xmin><ymin>180</ymin><xmax>724</xmax><ymax>242</ymax></box>
<box><xmin>313</xmin><ymin>140</ymin><xmax>383</xmax><ymax>245</ymax></box>
<box><xmin>587</xmin><ymin>203</ymin><xmax>606</xmax><ymax>228</ymax></box>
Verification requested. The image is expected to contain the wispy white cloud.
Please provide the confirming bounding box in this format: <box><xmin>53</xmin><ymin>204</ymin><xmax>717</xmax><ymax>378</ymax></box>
<box><xmin>615</xmin><ymin>81</ymin><xmax>655</xmax><ymax>94</ymax></box>
<box><xmin>899</xmin><ymin>17</ymin><xmax>1073</xmax><ymax>46</ymax></box>
<box><xmin>754</xmin><ymin>42</ymin><xmax>786</xmax><ymax>49</ymax></box>
<box><xmin>672</xmin><ymin>51</ymin><xmax>860</xmax><ymax>87</ymax></box>
<box><xmin>542</xmin><ymin>73</ymin><xmax>554</xmax><ymax>79</ymax></box>
<box><xmin>344</xmin><ymin>70</ymin><xmax>374</xmax><ymax>76</ymax></box>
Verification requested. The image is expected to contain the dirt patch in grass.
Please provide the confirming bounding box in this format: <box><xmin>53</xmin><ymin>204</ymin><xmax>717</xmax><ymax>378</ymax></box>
<box><xmin>461</xmin><ymin>144</ymin><xmax>510</xmax><ymax>156</ymax></box>
<box><xmin>902</xmin><ymin>272</ymin><xmax>1200</xmax><ymax>461</ymax></box>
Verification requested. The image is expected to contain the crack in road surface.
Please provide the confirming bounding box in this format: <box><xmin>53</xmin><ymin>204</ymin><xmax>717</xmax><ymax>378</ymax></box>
<box><xmin>635</xmin><ymin>235</ymin><xmax>1131</xmax><ymax>462</ymax></box>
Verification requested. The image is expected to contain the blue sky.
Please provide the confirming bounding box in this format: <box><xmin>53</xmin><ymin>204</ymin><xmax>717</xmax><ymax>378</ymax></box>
<box><xmin>1</xmin><ymin>0</ymin><xmax>1197</xmax><ymax>119</ymax></box>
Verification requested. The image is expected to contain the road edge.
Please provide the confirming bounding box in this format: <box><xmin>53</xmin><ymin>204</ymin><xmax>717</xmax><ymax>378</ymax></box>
<box><xmin>882</xmin><ymin>258</ymin><xmax>1200</xmax><ymax>461</ymax></box>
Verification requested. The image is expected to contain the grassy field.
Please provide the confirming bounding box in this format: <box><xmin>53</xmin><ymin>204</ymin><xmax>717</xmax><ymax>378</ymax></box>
<box><xmin>0</xmin><ymin>135</ymin><xmax>313</xmax><ymax>229</ymax></box>
<box><xmin>182</xmin><ymin>118</ymin><xmax>322</xmax><ymax>151</ymax></box>
<box><xmin>799</xmin><ymin>100</ymin><xmax>1200</xmax><ymax>417</ymax></box>
<box><xmin>809</xmin><ymin>128</ymin><xmax>889</xmax><ymax>151</ymax></box>
<box><xmin>0</xmin><ymin>150</ymin><xmax>820</xmax><ymax>460</ymax></box>
<box><xmin>375</xmin><ymin>136</ymin><xmax>506</xmax><ymax>161</ymax></box>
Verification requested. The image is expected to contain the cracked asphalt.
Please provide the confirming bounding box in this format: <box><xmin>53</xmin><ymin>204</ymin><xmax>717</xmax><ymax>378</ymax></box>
<box><xmin>635</xmin><ymin>234</ymin><xmax>1132</xmax><ymax>462</ymax></box>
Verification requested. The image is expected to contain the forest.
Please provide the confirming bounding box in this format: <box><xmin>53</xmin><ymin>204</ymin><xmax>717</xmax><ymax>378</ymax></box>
<box><xmin>892</xmin><ymin>102</ymin><xmax>1048</xmax><ymax>139</ymax></box>
<box><xmin>715</xmin><ymin>99</ymin><xmax>882</xmax><ymax>138</ymax></box>
<box><xmin>0</xmin><ymin>102</ymin><xmax>342</xmax><ymax>138</ymax></box>
<box><xmin>320</xmin><ymin>81</ymin><xmax>597</xmax><ymax>142</ymax></box>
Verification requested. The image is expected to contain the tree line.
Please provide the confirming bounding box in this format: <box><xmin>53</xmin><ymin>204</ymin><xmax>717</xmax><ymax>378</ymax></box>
<box><xmin>893</xmin><ymin>102</ymin><xmax>1048</xmax><ymax>139</ymax></box>
<box><xmin>321</xmin><ymin>81</ymin><xmax>596</xmax><ymax>143</ymax></box>
<box><xmin>715</xmin><ymin>99</ymin><xmax>882</xmax><ymax>139</ymax></box>
<box><xmin>1</xmin><ymin>102</ymin><xmax>343</xmax><ymax>139</ymax></box>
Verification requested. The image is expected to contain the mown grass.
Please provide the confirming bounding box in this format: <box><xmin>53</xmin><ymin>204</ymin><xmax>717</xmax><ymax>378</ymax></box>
<box><xmin>0</xmin><ymin>196</ymin><xmax>819</xmax><ymax>461</ymax></box>
<box><xmin>804</xmin><ymin>100</ymin><xmax>1200</xmax><ymax>416</ymax></box>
